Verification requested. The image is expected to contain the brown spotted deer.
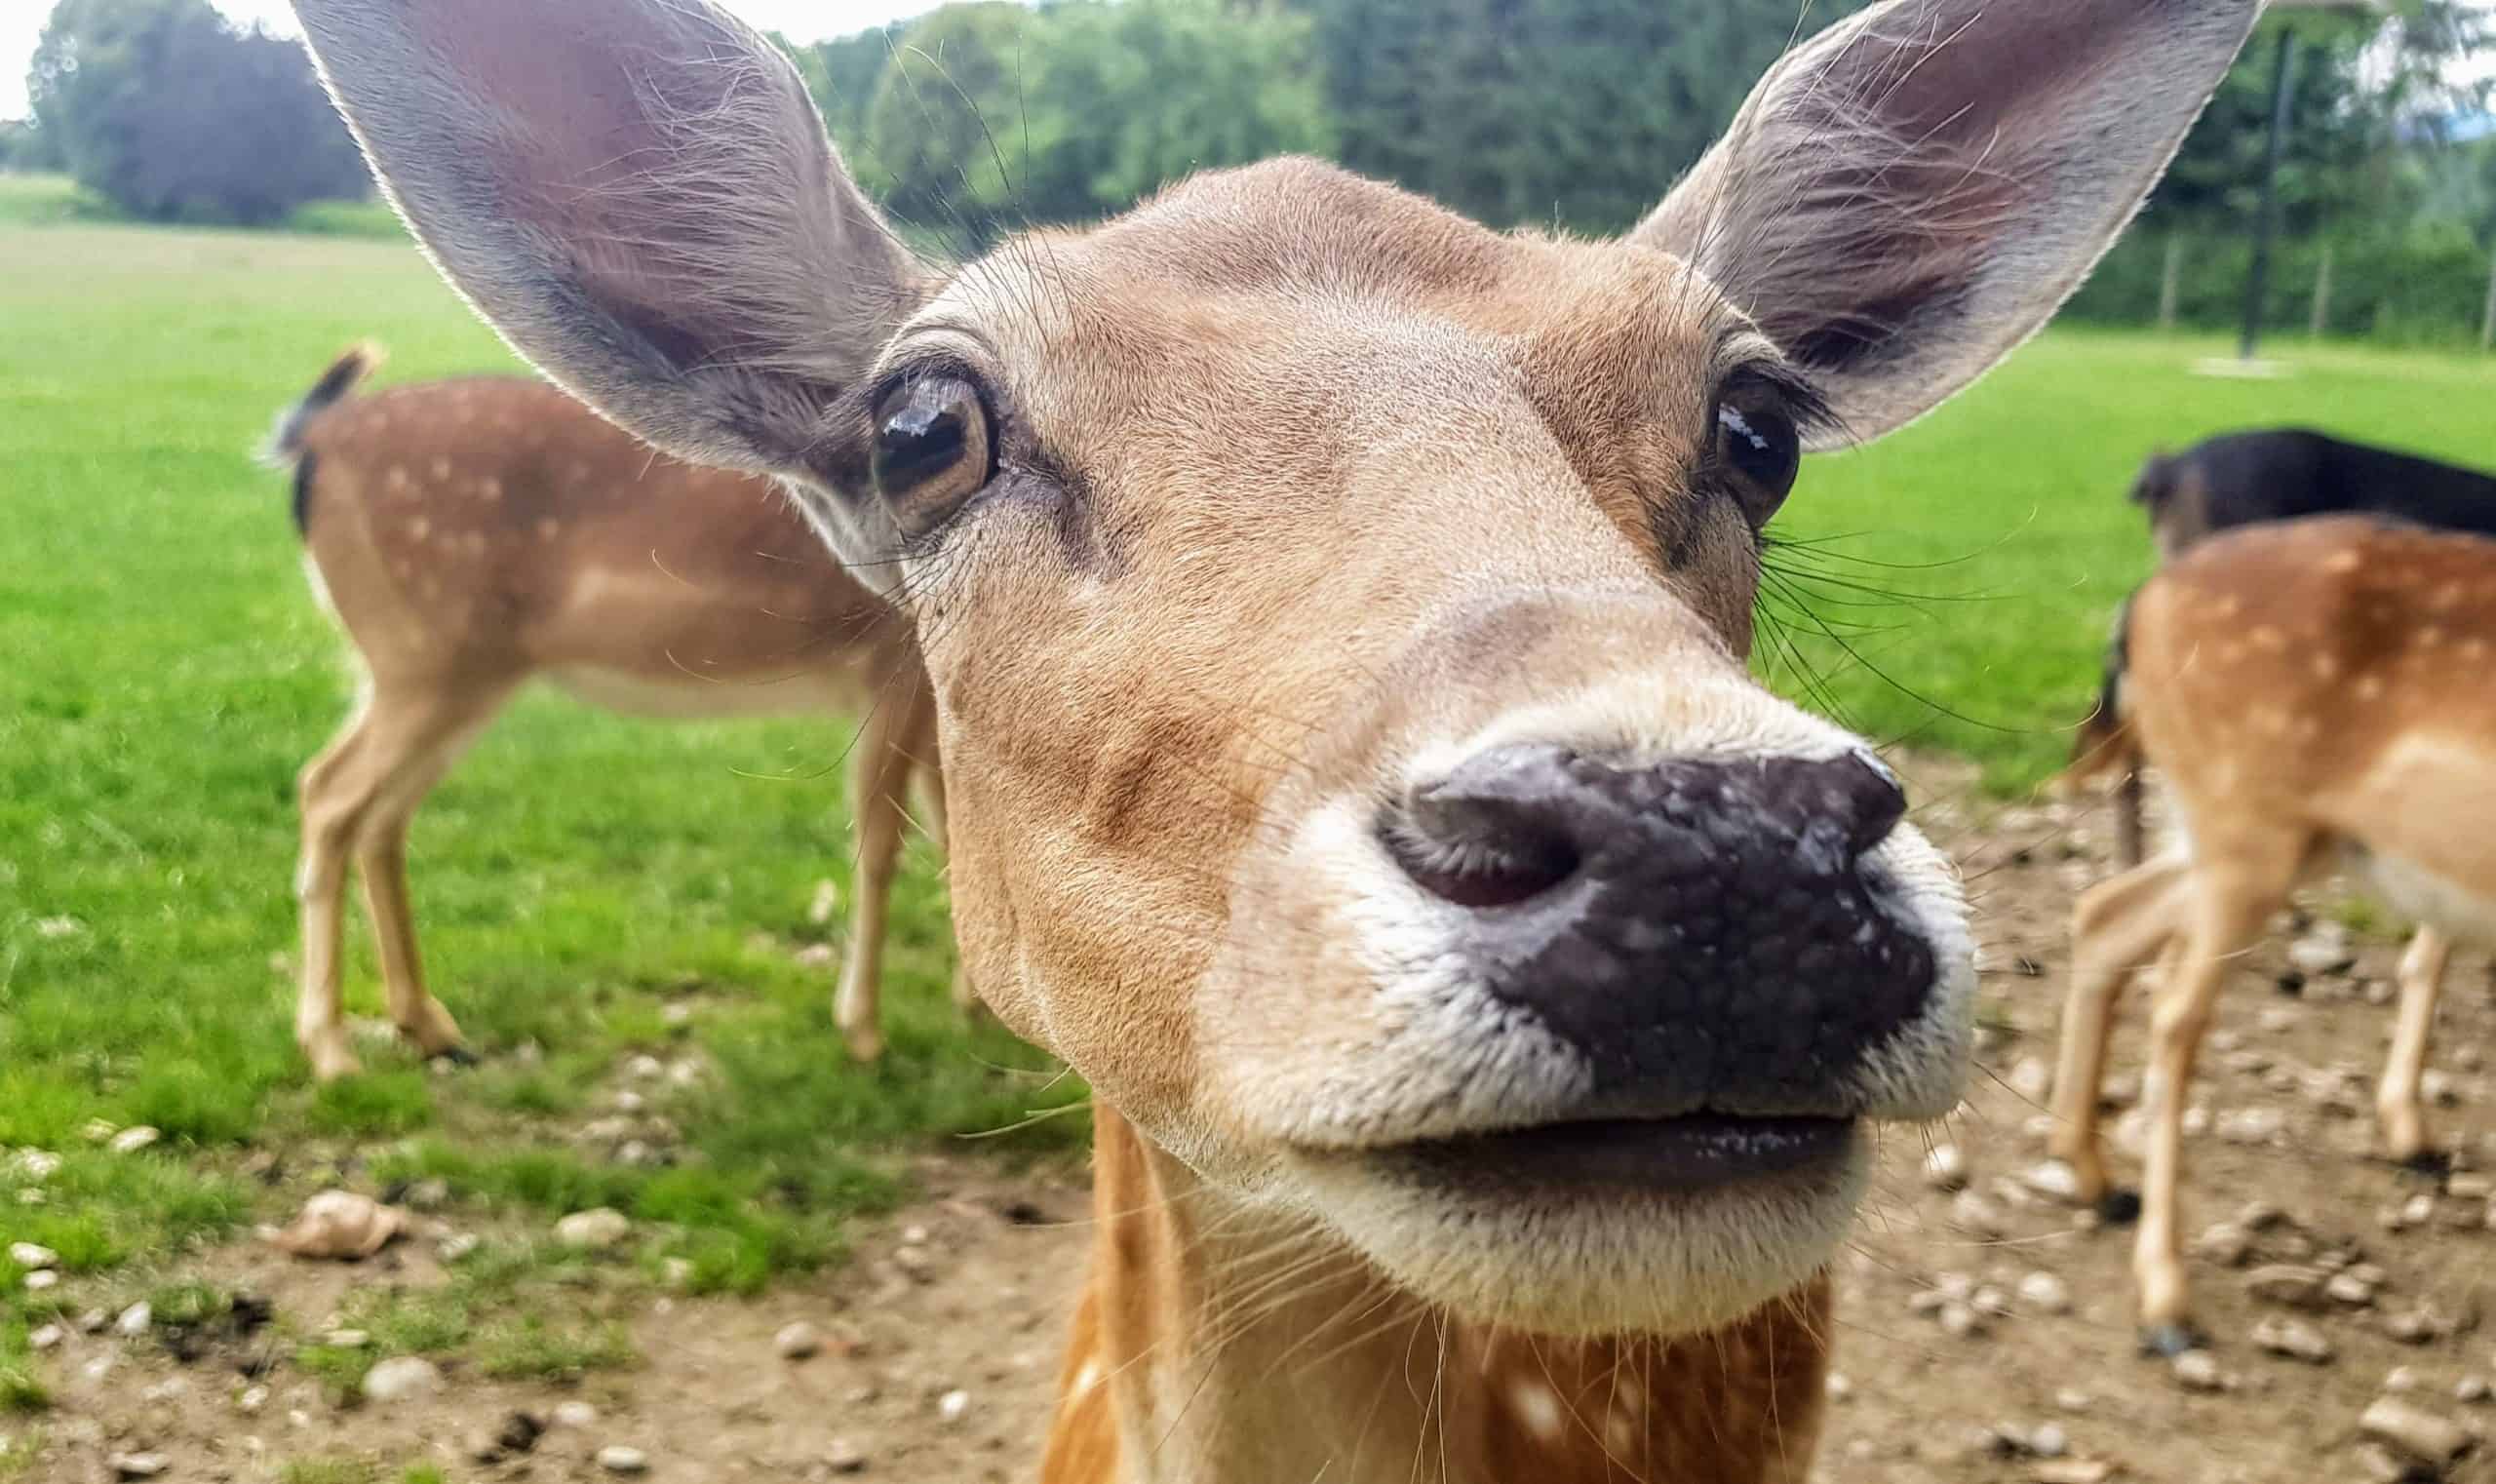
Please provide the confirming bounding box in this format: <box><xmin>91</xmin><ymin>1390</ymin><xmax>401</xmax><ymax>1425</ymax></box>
<box><xmin>2049</xmin><ymin>515</ymin><xmax>2496</xmax><ymax>1352</ymax></box>
<box><xmin>273</xmin><ymin>348</ymin><xmax>962</xmax><ymax>1081</ymax></box>
<box><xmin>292</xmin><ymin>0</ymin><xmax>2253</xmax><ymax>1475</ymax></box>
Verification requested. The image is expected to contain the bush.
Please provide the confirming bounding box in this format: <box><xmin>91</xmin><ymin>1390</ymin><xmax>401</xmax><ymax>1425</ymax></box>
<box><xmin>2067</xmin><ymin>221</ymin><xmax>2496</xmax><ymax>348</ymax></box>
<box><xmin>28</xmin><ymin>0</ymin><xmax>370</xmax><ymax>226</ymax></box>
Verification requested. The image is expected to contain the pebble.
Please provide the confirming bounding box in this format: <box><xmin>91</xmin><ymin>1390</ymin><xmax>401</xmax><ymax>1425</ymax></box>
<box><xmin>237</xmin><ymin>1385</ymin><xmax>269</xmax><ymax>1414</ymax></box>
<box><xmin>2286</xmin><ymin>931</ymin><xmax>2355</xmax><ymax>977</ymax></box>
<box><xmin>2019</xmin><ymin>1161</ymin><xmax>2081</xmax><ymax>1201</ymax></box>
<box><xmin>2192</xmin><ymin>1222</ymin><xmax>2254</xmax><ymax>1267</ymax></box>
<box><xmin>1937</xmin><ymin>1301</ymin><xmax>1988</xmax><ymax>1339</ymax></box>
<box><xmin>1971</xmin><ymin>1285</ymin><xmax>2013</xmax><ymax>1318</ymax></box>
<box><xmin>2402</xmin><ymin>1193</ymin><xmax>2437</xmax><ymax>1227</ymax></box>
<box><xmin>362</xmin><ymin>1355</ymin><xmax>445</xmax><ymax>1403</ymax></box>
<box><xmin>2326</xmin><ymin>1271</ymin><xmax>2379</xmax><ymax>1308</ymax></box>
<box><xmin>2028</xmin><ymin>1423</ymin><xmax>2070</xmax><ymax>1458</ymax></box>
<box><xmin>28</xmin><ymin>1324</ymin><xmax>62</xmax><ymax>1351</ymax></box>
<box><xmin>21</xmin><ymin>1269</ymin><xmax>57</xmax><ymax>1293</ymax></box>
<box><xmin>1949</xmin><ymin>1190</ymin><xmax>2008</xmax><ymax>1239</ymax></box>
<box><xmin>2251</xmin><ymin>1316</ymin><xmax>2334</xmax><ymax>1363</ymax></box>
<box><xmin>555</xmin><ymin>1207</ymin><xmax>633</xmax><ymax>1249</ymax></box>
<box><xmin>937</xmin><ymin>1388</ymin><xmax>971</xmax><ymax>1425</ymax></box>
<box><xmin>2033</xmin><ymin>1463</ymin><xmax>2113</xmax><ymax>1484</ymax></box>
<box><xmin>2245</xmin><ymin>1264</ymin><xmax>2329</xmax><ymax>1308</ymax></box>
<box><xmin>439</xmin><ymin>1232</ymin><xmax>482</xmax><ymax>1264</ymax></box>
<box><xmin>776</xmin><ymin>1321</ymin><xmax>823</xmax><ymax>1360</ymax></box>
<box><xmin>108</xmin><ymin>1126</ymin><xmax>160</xmax><ymax>1155</ymax></box>
<box><xmin>2053</xmin><ymin>1389</ymin><xmax>2093</xmax><ymax>1414</ymax></box>
<box><xmin>115</xmin><ymin>1302</ymin><xmax>152</xmax><ymax>1337</ymax></box>
<box><xmin>2257</xmin><ymin>1005</ymin><xmax>2301</xmax><ymax>1035</ymax></box>
<box><xmin>2360</xmin><ymin>1397</ymin><xmax>2472</xmax><ymax>1465</ymax></box>
<box><xmin>2450</xmin><ymin>1173</ymin><xmax>2495</xmax><ymax>1201</ymax></box>
<box><xmin>324</xmin><ymin>1329</ymin><xmax>370</xmax><ymax>1348</ymax></box>
<box><xmin>826</xmin><ymin>1437</ymin><xmax>869</xmax><ymax>1473</ymax></box>
<box><xmin>2458</xmin><ymin>1376</ymin><xmax>2491</xmax><ymax>1404</ymax></box>
<box><xmin>8</xmin><ymin>1242</ymin><xmax>58</xmax><ymax>1269</ymax></box>
<box><xmin>2216</xmin><ymin>1107</ymin><xmax>2287</xmax><ymax>1146</ymax></box>
<box><xmin>625</xmin><ymin>1055</ymin><xmax>665</xmax><ymax>1080</ymax></box>
<box><xmin>2017</xmin><ymin>1270</ymin><xmax>2072</xmax><ymax>1315</ymax></box>
<box><xmin>76</xmin><ymin>1308</ymin><xmax>107</xmax><ymax>1333</ymax></box>
<box><xmin>2171</xmin><ymin>1350</ymin><xmax>2224</xmax><ymax>1391</ymax></box>
<box><xmin>2384</xmin><ymin>1306</ymin><xmax>2454</xmax><ymax>1345</ymax></box>
<box><xmin>1923</xmin><ymin>1145</ymin><xmax>1970</xmax><ymax>1191</ymax></box>
<box><xmin>808</xmin><ymin>879</ymin><xmax>841</xmax><ymax>924</ymax></box>
<box><xmin>2181</xmin><ymin>1105</ymin><xmax>2212</xmax><ymax>1138</ymax></box>
<box><xmin>2385</xmin><ymin>1366</ymin><xmax>2422</xmax><ymax>1393</ymax></box>
<box><xmin>598</xmin><ymin>1444</ymin><xmax>651</xmax><ymax>1474</ymax></box>
<box><xmin>106</xmin><ymin>1453</ymin><xmax>167</xmax><ymax>1479</ymax></box>
<box><xmin>1825</xmin><ymin>1372</ymin><xmax>1853</xmax><ymax>1402</ymax></box>
<box><xmin>2008</xmin><ymin>1057</ymin><xmax>2052</xmax><ymax>1103</ymax></box>
<box><xmin>553</xmin><ymin>1400</ymin><xmax>600</xmax><ymax>1429</ymax></box>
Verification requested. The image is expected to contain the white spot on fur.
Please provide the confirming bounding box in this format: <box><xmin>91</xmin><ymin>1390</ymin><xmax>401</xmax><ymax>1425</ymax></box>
<box><xmin>1509</xmin><ymin>1380</ymin><xmax>1564</xmax><ymax>1441</ymax></box>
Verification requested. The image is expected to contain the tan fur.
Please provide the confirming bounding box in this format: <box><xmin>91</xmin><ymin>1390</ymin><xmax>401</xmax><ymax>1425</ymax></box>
<box><xmin>2048</xmin><ymin>517</ymin><xmax>2496</xmax><ymax>1336</ymax></box>
<box><xmin>288</xmin><ymin>365</ymin><xmax>962</xmax><ymax>1079</ymax></box>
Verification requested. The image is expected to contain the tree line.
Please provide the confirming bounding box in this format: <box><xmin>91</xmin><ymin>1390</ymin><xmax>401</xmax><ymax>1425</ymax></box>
<box><xmin>12</xmin><ymin>0</ymin><xmax>2493</xmax><ymax>299</ymax></box>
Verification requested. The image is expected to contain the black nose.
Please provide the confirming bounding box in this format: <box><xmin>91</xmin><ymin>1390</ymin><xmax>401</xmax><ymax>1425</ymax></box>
<box><xmin>1385</xmin><ymin>745</ymin><xmax>1931</xmax><ymax>1111</ymax></box>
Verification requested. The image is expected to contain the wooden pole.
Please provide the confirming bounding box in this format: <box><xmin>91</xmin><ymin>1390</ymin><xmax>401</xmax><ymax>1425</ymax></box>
<box><xmin>2158</xmin><ymin>237</ymin><xmax>2182</xmax><ymax>332</ymax></box>
<box><xmin>2308</xmin><ymin>244</ymin><xmax>2332</xmax><ymax>337</ymax></box>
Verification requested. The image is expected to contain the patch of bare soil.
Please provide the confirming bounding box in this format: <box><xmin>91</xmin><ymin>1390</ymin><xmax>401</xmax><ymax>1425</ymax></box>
<box><xmin>21</xmin><ymin>758</ymin><xmax>2496</xmax><ymax>1482</ymax></box>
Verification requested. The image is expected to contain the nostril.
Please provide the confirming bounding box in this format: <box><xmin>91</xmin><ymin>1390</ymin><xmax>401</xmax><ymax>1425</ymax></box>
<box><xmin>1833</xmin><ymin>750</ymin><xmax>1908</xmax><ymax>859</ymax></box>
<box><xmin>1387</xmin><ymin>746</ymin><xmax>1585</xmax><ymax>910</ymax></box>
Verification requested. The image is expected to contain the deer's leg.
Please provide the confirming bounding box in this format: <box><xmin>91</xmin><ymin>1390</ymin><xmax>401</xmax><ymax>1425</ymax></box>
<box><xmin>2133</xmin><ymin>860</ymin><xmax>2290</xmax><ymax>1349</ymax></box>
<box><xmin>295</xmin><ymin>693</ymin><xmax>377</xmax><ymax>1082</ymax></box>
<box><xmin>347</xmin><ymin>681</ymin><xmax>514</xmax><ymax>1065</ymax></box>
<box><xmin>2377</xmin><ymin>926</ymin><xmax>2452</xmax><ymax>1165</ymax></box>
<box><xmin>2049</xmin><ymin>856</ymin><xmax>2191</xmax><ymax>1204</ymax></box>
<box><xmin>913</xmin><ymin>747</ymin><xmax>984</xmax><ymax>1022</ymax></box>
<box><xmin>836</xmin><ymin>698</ymin><xmax>916</xmax><ymax>1062</ymax></box>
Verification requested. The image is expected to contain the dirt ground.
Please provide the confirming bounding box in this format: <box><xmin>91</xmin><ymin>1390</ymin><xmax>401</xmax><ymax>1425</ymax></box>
<box><xmin>19</xmin><ymin>758</ymin><xmax>2496</xmax><ymax>1483</ymax></box>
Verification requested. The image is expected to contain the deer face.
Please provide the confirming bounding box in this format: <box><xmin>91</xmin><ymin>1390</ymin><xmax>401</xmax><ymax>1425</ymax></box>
<box><xmin>296</xmin><ymin>0</ymin><xmax>2257</xmax><ymax>1336</ymax></box>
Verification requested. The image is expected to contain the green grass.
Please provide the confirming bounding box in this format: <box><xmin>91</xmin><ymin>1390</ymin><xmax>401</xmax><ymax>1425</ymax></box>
<box><xmin>0</xmin><ymin>213</ymin><xmax>1084</xmax><ymax>1378</ymax></box>
<box><xmin>4</xmin><ymin>199</ymin><xmax>2495</xmax><ymax>1387</ymax></box>
<box><xmin>1761</xmin><ymin>330</ymin><xmax>2496</xmax><ymax>790</ymax></box>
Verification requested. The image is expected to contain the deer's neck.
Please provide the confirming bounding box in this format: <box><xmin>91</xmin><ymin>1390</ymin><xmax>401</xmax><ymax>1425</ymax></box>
<box><xmin>1038</xmin><ymin>1109</ymin><xmax>1832</xmax><ymax>1484</ymax></box>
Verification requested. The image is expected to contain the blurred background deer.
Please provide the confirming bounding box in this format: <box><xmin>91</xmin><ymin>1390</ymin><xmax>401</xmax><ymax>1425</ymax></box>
<box><xmin>271</xmin><ymin>347</ymin><xmax>964</xmax><ymax>1080</ymax></box>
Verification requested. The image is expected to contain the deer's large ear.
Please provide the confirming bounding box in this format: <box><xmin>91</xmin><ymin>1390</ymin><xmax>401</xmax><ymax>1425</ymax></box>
<box><xmin>293</xmin><ymin>0</ymin><xmax>925</xmax><ymax>481</ymax></box>
<box><xmin>1635</xmin><ymin>0</ymin><xmax>2256</xmax><ymax>448</ymax></box>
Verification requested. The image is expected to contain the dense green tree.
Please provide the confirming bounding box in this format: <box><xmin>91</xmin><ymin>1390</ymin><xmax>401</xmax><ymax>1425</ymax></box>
<box><xmin>28</xmin><ymin>0</ymin><xmax>367</xmax><ymax>224</ymax></box>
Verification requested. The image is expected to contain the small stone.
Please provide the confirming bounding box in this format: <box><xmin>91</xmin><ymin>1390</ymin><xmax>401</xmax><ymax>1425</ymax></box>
<box><xmin>323</xmin><ymin>1329</ymin><xmax>370</xmax><ymax>1348</ymax></box>
<box><xmin>2192</xmin><ymin>1222</ymin><xmax>2254</xmax><ymax>1267</ymax></box>
<box><xmin>439</xmin><ymin>1232</ymin><xmax>481</xmax><ymax>1264</ymax></box>
<box><xmin>2360</xmin><ymin>1398</ymin><xmax>2471</xmax><ymax>1466</ymax></box>
<box><xmin>1971</xmin><ymin>1286</ymin><xmax>2013</xmax><ymax>1318</ymax></box>
<box><xmin>8</xmin><ymin>1242</ymin><xmax>58</xmax><ymax>1269</ymax></box>
<box><xmin>2245</xmin><ymin>1265</ymin><xmax>2329</xmax><ymax>1308</ymax></box>
<box><xmin>2033</xmin><ymin>1463</ymin><xmax>2113</xmax><ymax>1484</ymax></box>
<box><xmin>2054</xmin><ymin>1389</ymin><xmax>2092</xmax><ymax>1414</ymax></box>
<box><xmin>107</xmin><ymin>1453</ymin><xmax>168</xmax><ymax>1479</ymax></box>
<box><xmin>2326</xmin><ymin>1271</ymin><xmax>2378</xmax><ymax>1307</ymax></box>
<box><xmin>1908</xmin><ymin>1288</ymin><xmax>1951</xmax><ymax>1316</ymax></box>
<box><xmin>937</xmin><ymin>1388</ymin><xmax>971</xmax><ymax>1425</ymax></box>
<box><xmin>553</xmin><ymin>1400</ymin><xmax>600</xmax><ymax>1429</ymax></box>
<box><xmin>271</xmin><ymin>1189</ymin><xmax>407</xmax><ymax>1261</ymax></box>
<box><xmin>2365</xmin><ymin>980</ymin><xmax>2397</xmax><ymax>1006</ymax></box>
<box><xmin>2008</xmin><ymin>1057</ymin><xmax>2052</xmax><ymax>1103</ymax></box>
<box><xmin>2385</xmin><ymin>1307</ymin><xmax>2454</xmax><ymax>1346</ymax></box>
<box><xmin>2216</xmin><ymin>1107</ymin><xmax>2287</xmax><ymax>1146</ymax></box>
<box><xmin>82</xmin><ymin>1119</ymin><xmax>118</xmax><ymax>1144</ymax></box>
<box><xmin>826</xmin><ymin>1436</ymin><xmax>869</xmax><ymax>1473</ymax></box>
<box><xmin>598</xmin><ymin>1444</ymin><xmax>650</xmax><ymax>1474</ymax></box>
<box><xmin>21</xmin><ymin>1269</ymin><xmax>57</xmax><ymax>1293</ymax></box>
<box><xmin>362</xmin><ymin>1355</ymin><xmax>445</xmax><ymax>1403</ymax></box>
<box><xmin>115</xmin><ymin>1302</ymin><xmax>152</xmax><ymax>1337</ymax></box>
<box><xmin>76</xmin><ymin>1308</ymin><xmax>108</xmax><ymax>1333</ymax></box>
<box><xmin>108</xmin><ymin>1126</ymin><xmax>160</xmax><ymax>1155</ymax></box>
<box><xmin>892</xmin><ymin>1244</ymin><xmax>935</xmax><ymax>1279</ymax></box>
<box><xmin>1923</xmin><ymin>1144</ymin><xmax>1970</xmax><ymax>1191</ymax></box>
<box><xmin>2028</xmin><ymin>1423</ymin><xmax>2070</xmax><ymax>1458</ymax></box>
<box><xmin>659</xmin><ymin>1257</ymin><xmax>695</xmax><ymax>1290</ymax></box>
<box><xmin>2450</xmin><ymin>1174</ymin><xmax>2494</xmax><ymax>1201</ymax></box>
<box><xmin>1825</xmin><ymin>1372</ymin><xmax>1852</xmax><ymax>1402</ymax></box>
<box><xmin>2385</xmin><ymin>1366</ymin><xmax>2422</xmax><ymax>1393</ymax></box>
<box><xmin>2020</xmin><ymin>1161</ymin><xmax>2082</xmax><ymax>1201</ymax></box>
<box><xmin>2251</xmin><ymin>1316</ymin><xmax>2334</xmax><ymax>1363</ymax></box>
<box><xmin>2257</xmin><ymin>1005</ymin><xmax>2300</xmax><ymax>1035</ymax></box>
<box><xmin>661</xmin><ymin>1002</ymin><xmax>694</xmax><ymax>1029</ymax></box>
<box><xmin>776</xmin><ymin>1321</ymin><xmax>823</xmax><ymax>1360</ymax></box>
<box><xmin>238</xmin><ymin>1385</ymin><xmax>269</xmax><ymax>1414</ymax></box>
<box><xmin>808</xmin><ymin>879</ymin><xmax>841</xmax><ymax>925</ymax></box>
<box><xmin>2017</xmin><ymin>1271</ymin><xmax>2072</xmax><ymax>1315</ymax></box>
<box><xmin>2422</xmin><ymin>1071</ymin><xmax>2461</xmax><ymax>1107</ymax></box>
<box><xmin>2403</xmin><ymin>1193</ymin><xmax>2437</xmax><ymax>1227</ymax></box>
<box><xmin>625</xmin><ymin>1055</ymin><xmax>664</xmax><ymax>1080</ymax></box>
<box><xmin>2457</xmin><ymin>1376</ymin><xmax>2490</xmax><ymax>1404</ymax></box>
<box><xmin>2171</xmin><ymin>1349</ymin><xmax>2223</xmax><ymax>1391</ymax></box>
<box><xmin>555</xmin><ymin>1207</ymin><xmax>632</xmax><ymax>1250</ymax></box>
<box><xmin>2287</xmin><ymin>932</ymin><xmax>2355</xmax><ymax>977</ymax></box>
<box><xmin>612</xmin><ymin>1089</ymin><xmax>648</xmax><ymax>1114</ymax></box>
<box><xmin>28</xmin><ymin>1324</ymin><xmax>62</xmax><ymax>1351</ymax></box>
<box><xmin>2181</xmin><ymin>1105</ymin><xmax>2212</xmax><ymax>1138</ymax></box>
<box><xmin>1938</xmin><ymin>1301</ymin><xmax>1988</xmax><ymax>1338</ymax></box>
<box><xmin>1950</xmin><ymin>1191</ymin><xmax>2008</xmax><ymax>1239</ymax></box>
<box><xmin>794</xmin><ymin>944</ymin><xmax>837</xmax><ymax>969</ymax></box>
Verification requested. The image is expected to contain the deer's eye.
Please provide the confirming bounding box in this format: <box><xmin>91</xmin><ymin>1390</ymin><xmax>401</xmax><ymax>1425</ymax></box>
<box><xmin>1709</xmin><ymin>377</ymin><xmax>1802</xmax><ymax>527</ymax></box>
<box><xmin>872</xmin><ymin>374</ymin><xmax>994</xmax><ymax>538</ymax></box>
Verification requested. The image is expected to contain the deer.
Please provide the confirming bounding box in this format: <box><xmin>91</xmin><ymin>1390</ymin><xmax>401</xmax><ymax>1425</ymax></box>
<box><xmin>2048</xmin><ymin>514</ymin><xmax>2496</xmax><ymax>1352</ymax></box>
<box><xmin>2078</xmin><ymin>427</ymin><xmax>2496</xmax><ymax>868</ymax></box>
<box><xmin>272</xmin><ymin>347</ymin><xmax>966</xmax><ymax>1081</ymax></box>
<box><xmin>292</xmin><ymin>0</ymin><xmax>2255</xmax><ymax>1476</ymax></box>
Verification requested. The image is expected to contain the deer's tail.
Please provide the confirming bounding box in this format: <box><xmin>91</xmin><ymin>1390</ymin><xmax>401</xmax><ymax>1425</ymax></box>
<box><xmin>260</xmin><ymin>343</ymin><xmax>384</xmax><ymax>536</ymax></box>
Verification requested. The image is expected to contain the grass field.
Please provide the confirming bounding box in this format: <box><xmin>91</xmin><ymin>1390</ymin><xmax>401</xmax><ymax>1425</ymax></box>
<box><xmin>4</xmin><ymin>177</ymin><xmax>2496</xmax><ymax>1414</ymax></box>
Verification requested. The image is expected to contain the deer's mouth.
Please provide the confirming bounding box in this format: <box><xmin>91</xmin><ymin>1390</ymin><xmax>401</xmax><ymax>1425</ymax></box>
<box><xmin>1373</xmin><ymin>1113</ymin><xmax>1858</xmax><ymax>1197</ymax></box>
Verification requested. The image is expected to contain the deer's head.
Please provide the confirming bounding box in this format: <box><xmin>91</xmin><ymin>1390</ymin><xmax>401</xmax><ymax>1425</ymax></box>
<box><xmin>297</xmin><ymin>0</ymin><xmax>2254</xmax><ymax>1337</ymax></box>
